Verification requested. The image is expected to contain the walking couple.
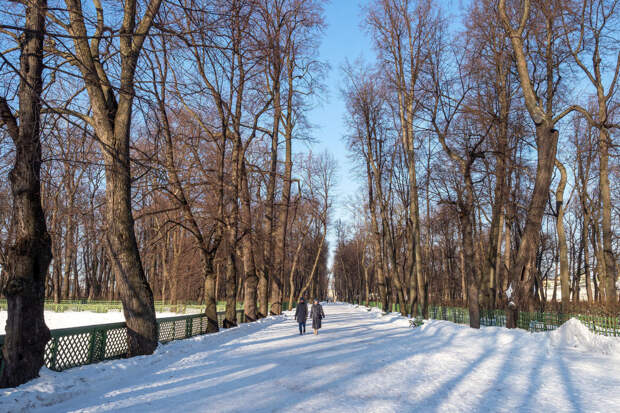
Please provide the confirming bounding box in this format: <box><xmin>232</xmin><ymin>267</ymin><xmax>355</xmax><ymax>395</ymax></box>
<box><xmin>294</xmin><ymin>298</ymin><xmax>325</xmax><ymax>335</ymax></box>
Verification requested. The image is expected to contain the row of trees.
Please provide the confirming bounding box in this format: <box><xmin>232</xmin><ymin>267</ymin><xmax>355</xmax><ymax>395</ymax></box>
<box><xmin>0</xmin><ymin>0</ymin><xmax>331</xmax><ymax>387</ymax></box>
<box><xmin>333</xmin><ymin>0</ymin><xmax>619</xmax><ymax>328</ymax></box>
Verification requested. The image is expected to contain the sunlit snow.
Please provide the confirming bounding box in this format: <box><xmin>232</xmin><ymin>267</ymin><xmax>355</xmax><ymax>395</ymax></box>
<box><xmin>1</xmin><ymin>303</ymin><xmax>619</xmax><ymax>412</ymax></box>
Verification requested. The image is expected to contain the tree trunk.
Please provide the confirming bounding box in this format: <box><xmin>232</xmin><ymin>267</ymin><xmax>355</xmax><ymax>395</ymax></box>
<box><xmin>0</xmin><ymin>0</ymin><xmax>52</xmax><ymax>387</ymax></box>
<box><xmin>552</xmin><ymin>256</ymin><xmax>559</xmax><ymax>304</ymax></box>
<box><xmin>459</xmin><ymin>238</ymin><xmax>467</xmax><ymax>304</ymax></box>
<box><xmin>599</xmin><ymin>127</ymin><xmax>617</xmax><ymax>304</ymax></box>
<box><xmin>510</xmin><ymin>124</ymin><xmax>559</xmax><ymax>312</ymax></box>
<box><xmin>62</xmin><ymin>211</ymin><xmax>74</xmax><ymax>299</ymax></box>
<box><xmin>203</xmin><ymin>256</ymin><xmax>219</xmax><ymax>333</ymax></box>
<box><xmin>366</xmin><ymin>164</ymin><xmax>387</xmax><ymax>311</ymax></box>
<box><xmin>364</xmin><ymin>264</ymin><xmax>370</xmax><ymax>307</ymax></box>
<box><xmin>273</xmin><ymin>77</ymin><xmax>295</xmax><ymax>315</ymax></box>
<box><xmin>224</xmin><ymin>131</ymin><xmax>243</xmax><ymax>327</ymax></box>
<box><xmin>494</xmin><ymin>211</ymin><xmax>505</xmax><ymax>304</ymax></box>
<box><xmin>241</xmin><ymin>161</ymin><xmax>259</xmax><ymax>322</ymax></box>
<box><xmin>50</xmin><ymin>207</ymin><xmax>62</xmax><ymax>304</ymax></box>
<box><xmin>223</xmin><ymin>247</ymin><xmax>238</xmax><ymax>328</ymax></box>
<box><xmin>555</xmin><ymin>159</ymin><xmax>569</xmax><ymax>308</ymax></box>
<box><xmin>72</xmin><ymin>252</ymin><xmax>80</xmax><ymax>300</ymax></box>
<box><xmin>482</xmin><ymin>107</ymin><xmax>508</xmax><ymax>310</ymax></box>
<box><xmin>287</xmin><ymin>234</ymin><xmax>305</xmax><ymax>310</ymax></box>
<box><xmin>63</xmin><ymin>0</ymin><xmax>163</xmax><ymax>356</ymax></box>
<box><xmin>263</xmin><ymin>85</ymin><xmax>281</xmax><ymax>317</ymax></box>
<box><xmin>298</xmin><ymin>226</ymin><xmax>327</xmax><ymax>300</ymax></box>
<box><xmin>582</xmin><ymin>216</ymin><xmax>593</xmax><ymax>303</ymax></box>
<box><xmin>461</xmin><ymin>171</ymin><xmax>480</xmax><ymax>328</ymax></box>
<box><xmin>102</xmin><ymin>149</ymin><xmax>157</xmax><ymax>354</ymax></box>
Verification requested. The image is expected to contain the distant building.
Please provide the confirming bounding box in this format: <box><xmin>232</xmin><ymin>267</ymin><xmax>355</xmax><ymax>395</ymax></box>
<box><xmin>543</xmin><ymin>276</ymin><xmax>590</xmax><ymax>301</ymax></box>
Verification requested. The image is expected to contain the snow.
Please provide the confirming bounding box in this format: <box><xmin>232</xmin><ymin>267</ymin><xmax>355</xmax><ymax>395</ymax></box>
<box><xmin>0</xmin><ymin>310</ymin><xmax>201</xmax><ymax>334</ymax></box>
<box><xmin>548</xmin><ymin>318</ymin><xmax>620</xmax><ymax>356</ymax></box>
<box><xmin>1</xmin><ymin>303</ymin><xmax>619</xmax><ymax>413</ymax></box>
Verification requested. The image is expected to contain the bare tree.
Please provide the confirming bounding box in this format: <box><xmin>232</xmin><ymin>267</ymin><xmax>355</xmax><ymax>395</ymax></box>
<box><xmin>498</xmin><ymin>0</ymin><xmax>574</xmax><ymax>316</ymax></box>
<box><xmin>553</xmin><ymin>158</ymin><xmax>570</xmax><ymax>306</ymax></box>
<box><xmin>56</xmin><ymin>0</ymin><xmax>163</xmax><ymax>354</ymax></box>
<box><xmin>0</xmin><ymin>0</ymin><xmax>52</xmax><ymax>387</ymax></box>
<box><xmin>365</xmin><ymin>0</ymin><xmax>438</xmax><ymax>317</ymax></box>
<box><xmin>560</xmin><ymin>0</ymin><xmax>619</xmax><ymax>304</ymax></box>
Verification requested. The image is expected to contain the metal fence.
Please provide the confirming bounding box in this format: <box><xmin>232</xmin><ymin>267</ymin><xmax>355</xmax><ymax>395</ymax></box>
<box><xmin>0</xmin><ymin>300</ymin><xmax>295</xmax><ymax>314</ymax></box>
<box><xmin>0</xmin><ymin>310</ymin><xmax>245</xmax><ymax>373</ymax></box>
<box><xmin>364</xmin><ymin>303</ymin><xmax>619</xmax><ymax>337</ymax></box>
<box><xmin>427</xmin><ymin>306</ymin><xmax>619</xmax><ymax>336</ymax></box>
<box><xmin>0</xmin><ymin>300</ymin><xmax>241</xmax><ymax>313</ymax></box>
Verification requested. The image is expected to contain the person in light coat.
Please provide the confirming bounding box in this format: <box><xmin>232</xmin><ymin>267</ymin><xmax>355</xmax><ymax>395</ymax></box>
<box><xmin>310</xmin><ymin>299</ymin><xmax>325</xmax><ymax>335</ymax></box>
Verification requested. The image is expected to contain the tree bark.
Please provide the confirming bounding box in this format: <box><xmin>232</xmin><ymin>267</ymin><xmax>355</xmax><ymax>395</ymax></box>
<box><xmin>287</xmin><ymin>221</ymin><xmax>307</xmax><ymax>310</ymax></box>
<box><xmin>555</xmin><ymin>159</ymin><xmax>570</xmax><ymax>308</ymax></box>
<box><xmin>0</xmin><ymin>0</ymin><xmax>52</xmax><ymax>387</ymax></box>
<box><xmin>241</xmin><ymin>160</ymin><xmax>259</xmax><ymax>322</ymax></box>
<box><xmin>62</xmin><ymin>211</ymin><xmax>74</xmax><ymax>299</ymax></box>
<box><xmin>510</xmin><ymin>124</ymin><xmax>559</xmax><ymax>312</ymax></box>
<box><xmin>599</xmin><ymin>126</ymin><xmax>617</xmax><ymax>304</ymax></box>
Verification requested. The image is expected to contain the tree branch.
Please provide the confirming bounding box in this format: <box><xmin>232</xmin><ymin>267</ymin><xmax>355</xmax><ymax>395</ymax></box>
<box><xmin>0</xmin><ymin>97</ymin><xmax>19</xmax><ymax>141</ymax></box>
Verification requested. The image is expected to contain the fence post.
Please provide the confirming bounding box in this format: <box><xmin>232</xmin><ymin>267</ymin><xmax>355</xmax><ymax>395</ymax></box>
<box><xmin>185</xmin><ymin>317</ymin><xmax>192</xmax><ymax>338</ymax></box>
<box><xmin>49</xmin><ymin>337</ymin><xmax>59</xmax><ymax>371</ymax></box>
<box><xmin>99</xmin><ymin>329</ymin><xmax>107</xmax><ymax>361</ymax></box>
<box><xmin>87</xmin><ymin>331</ymin><xmax>97</xmax><ymax>364</ymax></box>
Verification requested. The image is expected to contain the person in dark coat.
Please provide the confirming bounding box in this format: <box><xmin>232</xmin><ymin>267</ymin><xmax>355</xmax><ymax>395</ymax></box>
<box><xmin>310</xmin><ymin>299</ymin><xmax>325</xmax><ymax>335</ymax></box>
<box><xmin>294</xmin><ymin>297</ymin><xmax>308</xmax><ymax>335</ymax></box>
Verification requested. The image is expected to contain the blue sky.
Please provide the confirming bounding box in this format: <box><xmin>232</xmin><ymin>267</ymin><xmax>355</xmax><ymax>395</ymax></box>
<box><xmin>308</xmin><ymin>0</ymin><xmax>465</xmax><ymax>268</ymax></box>
<box><xmin>308</xmin><ymin>0</ymin><xmax>373</xmax><ymax>229</ymax></box>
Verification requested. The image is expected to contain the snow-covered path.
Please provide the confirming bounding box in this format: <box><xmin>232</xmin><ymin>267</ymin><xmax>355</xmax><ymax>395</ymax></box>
<box><xmin>2</xmin><ymin>303</ymin><xmax>619</xmax><ymax>413</ymax></box>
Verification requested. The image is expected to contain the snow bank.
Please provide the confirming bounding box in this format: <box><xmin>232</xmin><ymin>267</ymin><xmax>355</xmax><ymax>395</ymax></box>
<box><xmin>0</xmin><ymin>313</ymin><xmax>287</xmax><ymax>413</ymax></box>
<box><xmin>0</xmin><ymin>309</ymin><xmax>201</xmax><ymax>334</ymax></box>
<box><xmin>548</xmin><ymin>318</ymin><xmax>620</xmax><ymax>356</ymax></box>
<box><xmin>348</xmin><ymin>303</ymin><xmax>620</xmax><ymax>357</ymax></box>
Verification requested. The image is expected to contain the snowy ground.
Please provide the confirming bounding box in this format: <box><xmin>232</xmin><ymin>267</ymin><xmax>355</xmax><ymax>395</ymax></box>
<box><xmin>0</xmin><ymin>309</ymin><xmax>202</xmax><ymax>334</ymax></box>
<box><xmin>1</xmin><ymin>303</ymin><xmax>619</xmax><ymax>413</ymax></box>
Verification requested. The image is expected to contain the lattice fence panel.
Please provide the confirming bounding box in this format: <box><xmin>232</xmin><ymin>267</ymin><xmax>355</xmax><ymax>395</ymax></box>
<box><xmin>158</xmin><ymin>321</ymin><xmax>175</xmax><ymax>343</ymax></box>
<box><xmin>104</xmin><ymin>328</ymin><xmax>128</xmax><ymax>359</ymax></box>
<box><xmin>52</xmin><ymin>333</ymin><xmax>92</xmax><ymax>371</ymax></box>
<box><xmin>171</xmin><ymin>320</ymin><xmax>183</xmax><ymax>340</ymax></box>
<box><xmin>2</xmin><ymin>310</ymin><xmax>248</xmax><ymax>373</ymax></box>
<box><xmin>191</xmin><ymin>317</ymin><xmax>202</xmax><ymax>336</ymax></box>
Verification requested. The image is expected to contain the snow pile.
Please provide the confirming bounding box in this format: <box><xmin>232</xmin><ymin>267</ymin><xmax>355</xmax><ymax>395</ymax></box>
<box><xmin>368</xmin><ymin>306</ymin><xmax>383</xmax><ymax>314</ymax></box>
<box><xmin>548</xmin><ymin>318</ymin><xmax>620</xmax><ymax>356</ymax></box>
